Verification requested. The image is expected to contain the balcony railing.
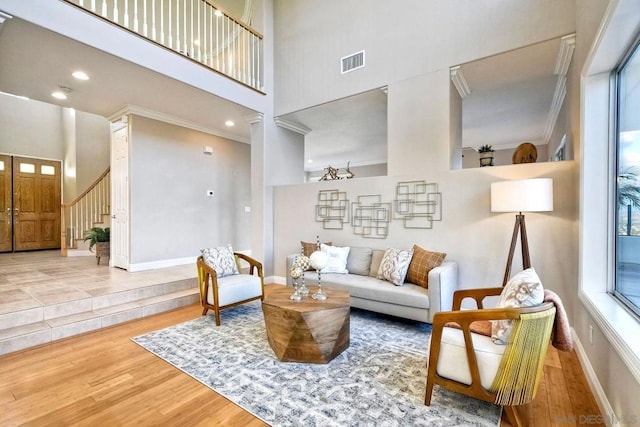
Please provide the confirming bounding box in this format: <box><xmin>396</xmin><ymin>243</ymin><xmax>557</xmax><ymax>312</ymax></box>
<box><xmin>63</xmin><ymin>0</ymin><xmax>263</xmax><ymax>92</ymax></box>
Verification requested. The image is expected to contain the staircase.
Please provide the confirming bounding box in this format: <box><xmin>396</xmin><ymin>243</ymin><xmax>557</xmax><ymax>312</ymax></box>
<box><xmin>62</xmin><ymin>168</ymin><xmax>111</xmax><ymax>255</ymax></box>
<box><xmin>0</xmin><ymin>254</ymin><xmax>199</xmax><ymax>356</ymax></box>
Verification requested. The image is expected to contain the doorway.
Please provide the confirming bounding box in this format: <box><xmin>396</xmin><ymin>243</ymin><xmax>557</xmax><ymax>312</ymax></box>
<box><xmin>0</xmin><ymin>154</ymin><xmax>61</xmax><ymax>252</ymax></box>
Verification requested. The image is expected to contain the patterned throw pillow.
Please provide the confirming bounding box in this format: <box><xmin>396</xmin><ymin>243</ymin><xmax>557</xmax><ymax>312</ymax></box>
<box><xmin>319</xmin><ymin>243</ymin><xmax>350</xmax><ymax>274</ymax></box>
<box><xmin>376</xmin><ymin>247</ymin><xmax>414</xmax><ymax>286</ymax></box>
<box><xmin>405</xmin><ymin>244</ymin><xmax>446</xmax><ymax>288</ymax></box>
<box><xmin>491</xmin><ymin>267</ymin><xmax>544</xmax><ymax>344</ymax></box>
<box><xmin>201</xmin><ymin>245</ymin><xmax>239</xmax><ymax>278</ymax></box>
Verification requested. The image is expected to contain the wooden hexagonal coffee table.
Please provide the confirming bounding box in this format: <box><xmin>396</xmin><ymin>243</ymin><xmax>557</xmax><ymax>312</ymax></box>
<box><xmin>262</xmin><ymin>286</ymin><xmax>350</xmax><ymax>364</ymax></box>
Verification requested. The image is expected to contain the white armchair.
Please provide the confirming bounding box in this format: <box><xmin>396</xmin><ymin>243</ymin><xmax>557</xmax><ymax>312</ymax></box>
<box><xmin>196</xmin><ymin>253</ymin><xmax>264</xmax><ymax>326</ymax></box>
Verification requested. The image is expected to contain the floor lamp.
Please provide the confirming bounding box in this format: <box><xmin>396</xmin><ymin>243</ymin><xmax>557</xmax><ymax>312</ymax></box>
<box><xmin>491</xmin><ymin>178</ymin><xmax>554</xmax><ymax>286</ymax></box>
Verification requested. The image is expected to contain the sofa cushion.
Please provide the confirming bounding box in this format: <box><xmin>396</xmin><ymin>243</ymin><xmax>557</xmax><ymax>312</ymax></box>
<box><xmin>377</xmin><ymin>247</ymin><xmax>413</xmax><ymax>285</ymax></box>
<box><xmin>347</xmin><ymin>247</ymin><xmax>373</xmax><ymax>276</ymax></box>
<box><xmin>201</xmin><ymin>245</ymin><xmax>238</xmax><ymax>278</ymax></box>
<box><xmin>437</xmin><ymin>326</ymin><xmax>505</xmax><ymax>389</ymax></box>
<box><xmin>320</xmin><ymin>244</ymin><xmax>350</xmax><ymax>274</ymax></box>
<box><xmin>491</xmin><ymin>267</ymin><xmax>544</xmax><ymax>344</ymax></box>
<box><xmin>308</xmin><ymin>271</ymin><xmax>429</xmax><ymax>309</ymax></box>
<box><xmin>369</xmin><ymin>250</ymin><xmax>385</xmax><ymax>278</ymax></box>
<box><xmin>406</xmin><ymin>245</ymin><xmax>446</xmax><ymax>288</ymax></box>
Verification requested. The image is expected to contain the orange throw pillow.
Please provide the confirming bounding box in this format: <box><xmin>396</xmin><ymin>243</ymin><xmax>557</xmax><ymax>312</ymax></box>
<box><xmin>406</xmin><ymin>244</ymin><xmax>446</xmax><ymax>288</ymax></box>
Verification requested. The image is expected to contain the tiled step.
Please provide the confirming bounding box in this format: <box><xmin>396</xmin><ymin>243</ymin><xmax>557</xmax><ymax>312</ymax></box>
<box><xmin>0</xmin><ymin>286</ymin><xmax>199</xmax><ymax>356</ymax></box>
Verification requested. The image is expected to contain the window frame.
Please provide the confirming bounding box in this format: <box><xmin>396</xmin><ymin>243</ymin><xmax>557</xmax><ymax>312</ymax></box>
<box><xmin>612</xmin><ymin>34</ymin><xmax>640</xmax><ymax>319</ymax></box>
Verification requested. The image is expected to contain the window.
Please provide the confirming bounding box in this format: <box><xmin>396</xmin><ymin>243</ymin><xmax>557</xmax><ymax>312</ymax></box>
<box><xmin>615</xmin><ymin>37</ymin><xmax>640</xmax><ymax>316</ymax></box>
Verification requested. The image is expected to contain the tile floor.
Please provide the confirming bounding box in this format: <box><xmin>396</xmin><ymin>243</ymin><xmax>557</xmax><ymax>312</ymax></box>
<box><xmin>0</xmin><ymin>250</ymin><xmax>197</xmax><ymax>318</ymax></box>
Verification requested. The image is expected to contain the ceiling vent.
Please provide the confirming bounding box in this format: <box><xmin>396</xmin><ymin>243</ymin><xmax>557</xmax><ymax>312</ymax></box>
<box><xmin>341</xmin><ymin>50</ymin><xmax>365</xmax><ymax>74</ymax></box>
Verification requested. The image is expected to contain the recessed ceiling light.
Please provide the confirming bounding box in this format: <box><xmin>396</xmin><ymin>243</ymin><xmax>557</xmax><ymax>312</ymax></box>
<box><xmin>215</xmin><ymin>10</ymin><xmax>223</xmax><ymax>17</ymax></box>
<box><xmin>72</xmin><ymin>71</ymin><xmax>90</xmax><ymax>80</ymax></box>
<box><xmin>225</xmin><ymin>120</ymin><xmax>235</xmax><ymax>127</ymax></box>
<box><xmin>308</xmin><ymin>159</ymin><xmax>313</xmax><ymax>163</ymax></box>
<box><xmin>51</xmin><ymin>91</ymin><xmax>67</xmax><ymax>100</ymax></box>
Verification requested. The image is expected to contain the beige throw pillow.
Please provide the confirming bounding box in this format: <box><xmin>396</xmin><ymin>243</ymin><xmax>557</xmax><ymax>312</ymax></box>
<box><xmin>491</xmin><ymin>267</ymin><xmax>544</xmax><ymax>344</ymax></box>
<box><xmin>405</xmin><ymin>244</ymin><xmax>446</xmax><ymax>288</ymax></box>
<box><xmin>369</xmin><ymin>250</ymin><xmax>385</xmax><ymax>278</ymax></box>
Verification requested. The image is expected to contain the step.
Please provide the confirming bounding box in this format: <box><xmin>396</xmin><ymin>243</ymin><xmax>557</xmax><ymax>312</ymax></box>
<box><xmin>0</xmin><ymin>288</ymin><xmax>200</xmax><ymax>356</ymax></box>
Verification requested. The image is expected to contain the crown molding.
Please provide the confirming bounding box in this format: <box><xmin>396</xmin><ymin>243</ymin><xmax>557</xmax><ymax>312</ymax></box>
<box><xmin>274</xmin><ymin>117</ymin><xmax>311</xmax><ymax>135</ymax></box>
<box><xmin>107</xmin><ymin>105</ymin><xmax>250</xmax><ymax>143</ymax></box>
<box><xmin>0</xmin><ymin>11</ymin><xmax>12</xmax><ymax>24</ymax></box>
<box><xmin>245</xmin><ymin>113</ymin><xmax>263</xmax><ymax>125</ymax></box>
<box><xmin>554</xmin><ymin>33</ymin><xmax>576</xmax><ymax>76</ymax></box>
<box><xmin>543</xmin><ymin>76</ymin><xmax>567</xmax><ymax>143</ymax></box>
<box><xmin>450</xmin><ymin>66</ymin><xmax>471</xmax><ymax>98</ymax></box>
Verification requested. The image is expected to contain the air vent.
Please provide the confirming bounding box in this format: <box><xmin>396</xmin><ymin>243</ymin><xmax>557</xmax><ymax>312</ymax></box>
<box><xmin>341</xmin><ymin>50</ymin><xmax>365</xmax><ymax>74</ymax></box>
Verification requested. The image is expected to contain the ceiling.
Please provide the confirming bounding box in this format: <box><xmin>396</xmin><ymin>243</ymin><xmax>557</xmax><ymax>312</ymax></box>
<box><xmin>0</xmin><ymin>17</ymin><xmax>254</xmax><ymax>143</ymax></box>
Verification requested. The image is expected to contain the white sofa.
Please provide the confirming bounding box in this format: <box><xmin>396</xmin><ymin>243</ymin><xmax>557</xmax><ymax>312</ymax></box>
<box><xmin>286</xmin><ymin>246</ymin><xmax>458</xmax><ymax>323</ymax></box>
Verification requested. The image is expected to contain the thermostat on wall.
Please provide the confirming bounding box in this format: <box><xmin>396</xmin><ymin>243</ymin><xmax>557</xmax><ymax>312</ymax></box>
<box><xmin>203</xmin><ymin>146</ymin><xmax>214</xmax><ymax>155</ymax></box>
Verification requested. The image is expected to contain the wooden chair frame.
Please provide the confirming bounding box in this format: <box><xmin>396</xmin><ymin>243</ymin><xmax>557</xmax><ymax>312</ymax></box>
<box><xmin>196</xmin><ymin>253</ymin><xmax>265</xmax><ymax>326</ymax></box>
<box><xmin>425</xmin><ymin>287</ymin><xmax>554</xmax><ymax>427</ymax></box>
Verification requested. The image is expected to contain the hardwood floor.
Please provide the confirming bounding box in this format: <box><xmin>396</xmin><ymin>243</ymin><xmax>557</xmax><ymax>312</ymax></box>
<box><xmin>0</xmin><ymin>285</ymin><xmax>603</xmax><ymax>426</ymax></box>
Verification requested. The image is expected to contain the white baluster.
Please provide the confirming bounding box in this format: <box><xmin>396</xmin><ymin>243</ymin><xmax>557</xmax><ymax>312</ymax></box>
<box><xmin>133</xmin><ymin>0</ymin><xmax>138</xmax><ymax>32</ymax></box>
<box><xmin>216</xmin><ymin>8</ymin><xmax>220</xmax><ymax>70</ymax></box>
<box><xmin>183</xmin><ymin>0</ymin><xmax>187</xmax><ymax>55</ymax></box>
<box><xmin>124</xmin><ymin>0</ymin><xmax>130</xmax><ymax>28</ymax></box>
<box><xmin>101</xmin><ymin>0</ymin><xmax>107</xmax><ymax>17</ymax></box>
<box><xmin>79</xmin><ymin>0</ymin><xmax>84</xmax><ymax>6</ymax></box>
<box><xmin>209</xmin><ymin>6</ymin><xmax>213</xmax><ymax>67</ymax></box>
<box><xmin>143</xmin><ymin>0</ymin><xmax>148</xmax><ymax>37</ymax></box>
<box><xmin>113</xmin><ymin>0</ymin><xmax>119</xmax><ymax>24</ymax></box>
<box><xmin>151</xmin><ymin>0</ymin><xmax>156</xmax><ymax>41</ymax></box>
<box><xmin>90</xmin><ymin>0</ymin><xmax>96</xmax><ymax>13</ymax></box>
<box><xmin>176</xmin><ymin>0</ymin><xmax>180</xmax><ymax>51</ymax></box>
<box><xmin>197</xmin><ymin>0</ymin><xmax>201</xmax><ymax>62</ymax></box>
<box><xmin>190</xmin><ymin>0</ymin><xmax>194</xmax><ymax>59</ymax></box>
<box><xmin>166</xmin><ymin>0</ymin><xmax>170</xmax><ymax>48</ymax></box>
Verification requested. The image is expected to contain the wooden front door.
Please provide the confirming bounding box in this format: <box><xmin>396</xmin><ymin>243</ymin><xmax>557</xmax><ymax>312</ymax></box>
<box><xmin>12</xmin><ymin>157</ymin><xmax>61</xmax><ymax>251</ymax></box>
<box><xmin>0</xmin><ymin>155</ymin><xmax>12</xmax><ymax>252</ymax></box>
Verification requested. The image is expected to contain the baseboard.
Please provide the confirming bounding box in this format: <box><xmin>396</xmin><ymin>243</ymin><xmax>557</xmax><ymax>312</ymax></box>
<box><xmin>571</xmin><ymin>328</ymin><xmax>618</xmax><ymax>427</ymax></box>
<box><xmin>270</xmin><ymin>276</ymin><xmax>286</xmax><ymax>285</ymax></box>
<box><xmin>129</xmin><ymin>256</ymin><xmax>197</xmax><ymax>272</ymax></box>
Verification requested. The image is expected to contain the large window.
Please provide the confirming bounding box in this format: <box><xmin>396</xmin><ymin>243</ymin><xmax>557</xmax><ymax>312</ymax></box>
<box><xmin>615</xmin><ymin>37</ymin><xmax>640</xmax><ymax>316</ymax></box>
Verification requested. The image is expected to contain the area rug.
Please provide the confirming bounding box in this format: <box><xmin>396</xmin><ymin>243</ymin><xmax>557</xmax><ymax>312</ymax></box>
<box><xmin>133</xmin><ymin>301</ymin><xmax>500</xmax><ymax>426</ymax></box>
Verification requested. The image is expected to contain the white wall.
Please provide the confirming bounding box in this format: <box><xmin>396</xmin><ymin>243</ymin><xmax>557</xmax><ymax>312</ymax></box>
<box><xmin>274</xmin><ymin>161</ymin><xmax>577</xmax><ymax>290</ymax></box>
<box><xmin>274</xmin><ymin>0</ymin><xmax>576</xmax><ymax>116</ymax></box>
<box><xmin>0</xmin><ymin>95</ymin><xmax>110</xmax><ymax>202</ymax></box>
<box><xmin>76</xmin><ymin>111</ymin><xmax>110</xmax><ymax>195</ymax></box>
<box><xmin>0</xmin><ymin>94</ymin><xmax>63</xmax><ymax>160</ymax></box>
<box><xmin>129</xmin><ymin>115</ymin><xmax>252</xmax><ymax>265</ymax></box>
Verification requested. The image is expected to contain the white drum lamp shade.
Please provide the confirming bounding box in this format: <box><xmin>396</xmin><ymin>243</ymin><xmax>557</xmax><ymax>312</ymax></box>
<box><xmin>491</xmin><ymin>178</ymin><xmax>553</xmax><ymax>213</ymax></box>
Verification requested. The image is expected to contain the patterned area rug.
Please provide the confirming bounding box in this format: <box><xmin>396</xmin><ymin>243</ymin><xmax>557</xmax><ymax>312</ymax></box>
<box><xmin>133</xmin><ymin>301</ymin><xmax>500</xmax><ymax>426</ymax></box>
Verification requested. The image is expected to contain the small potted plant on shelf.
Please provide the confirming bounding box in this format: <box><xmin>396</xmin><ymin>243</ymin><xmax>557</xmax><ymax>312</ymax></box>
<box><xmin>84</xmin><ymin>227</ymin><xmax>110</xmax><ymax>265</ymax></box>
<box><xmin>478</xmin><ymin>144</ymin><xmax>495</xmax><ymax>167</ymax></box>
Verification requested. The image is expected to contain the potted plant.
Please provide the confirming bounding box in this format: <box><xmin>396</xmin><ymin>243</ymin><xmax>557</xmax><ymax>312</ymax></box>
<box><xmin>478</xmin><ymin>144</ymin><xmax>495</xmax><ymax>167</ymax></box>
<box><xmin>84</xmin><ymin>227</ymin><xmax>110</xmax><ymax>264</ymax></box>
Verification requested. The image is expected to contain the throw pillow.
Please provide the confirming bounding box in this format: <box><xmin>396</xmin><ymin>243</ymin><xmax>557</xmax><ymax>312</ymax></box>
<box><xmin>376</xmin><ymin>247</ymin><xmax>414</xmax><ymax>286</ymax></box>
<box><xmin>405</xmin><ymin>244</ymin><xmax>446</xmax><ymax>288</ymax></box>
<box><xmin>319</xmin><ymin>243</ymin><xmax>350</xmax><ymax>274</ymax></box>
<box><xmin>346</xmin><ymin>246</ymin><xmax>373</xmax><ymax>276</ymax></box>
<box><xmin>369</xmin><ymin>250</ymin><xmax>385</xmax><ymax>278</ymax></box>
<box><xmin>491</xmin><ymin>267</ymin><xmax>544</xmax><ymax>345</ymax></box>
<box><xmin>201</xmin><ymin>245</ymin><xmax>239</xmax><ymax>278</ymax></box>
<box><xmin>300</xmin><ymin>241</ymin><xmax>332</xmax><ymax>271</ymax></box>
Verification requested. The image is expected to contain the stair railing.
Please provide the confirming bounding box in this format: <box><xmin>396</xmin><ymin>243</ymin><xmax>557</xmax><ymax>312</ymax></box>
<box><xmin>61</xmin><ymin>167</ymin><xmax>111</xmax><ymax>254</ymax></box>
<box><xmin>62</xmin><ymin>0</ymin><xmax>264</xmax><ymax>92</ymax></box>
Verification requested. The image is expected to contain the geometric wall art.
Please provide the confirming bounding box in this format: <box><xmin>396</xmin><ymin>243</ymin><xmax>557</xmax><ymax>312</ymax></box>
<box><xmin>393</xmin><ymin>181</ymin><xmax>442</xmax><ymax>229</ymax></box>
<box><xmin>351</xmin><ymin>195</ymin><xmax>391</xmax><ymax>239</ymax></box>
<box><xmin>315</xmin><ymin>189</ymin><xmax>350</xmax><ymax>229</ymax></box>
